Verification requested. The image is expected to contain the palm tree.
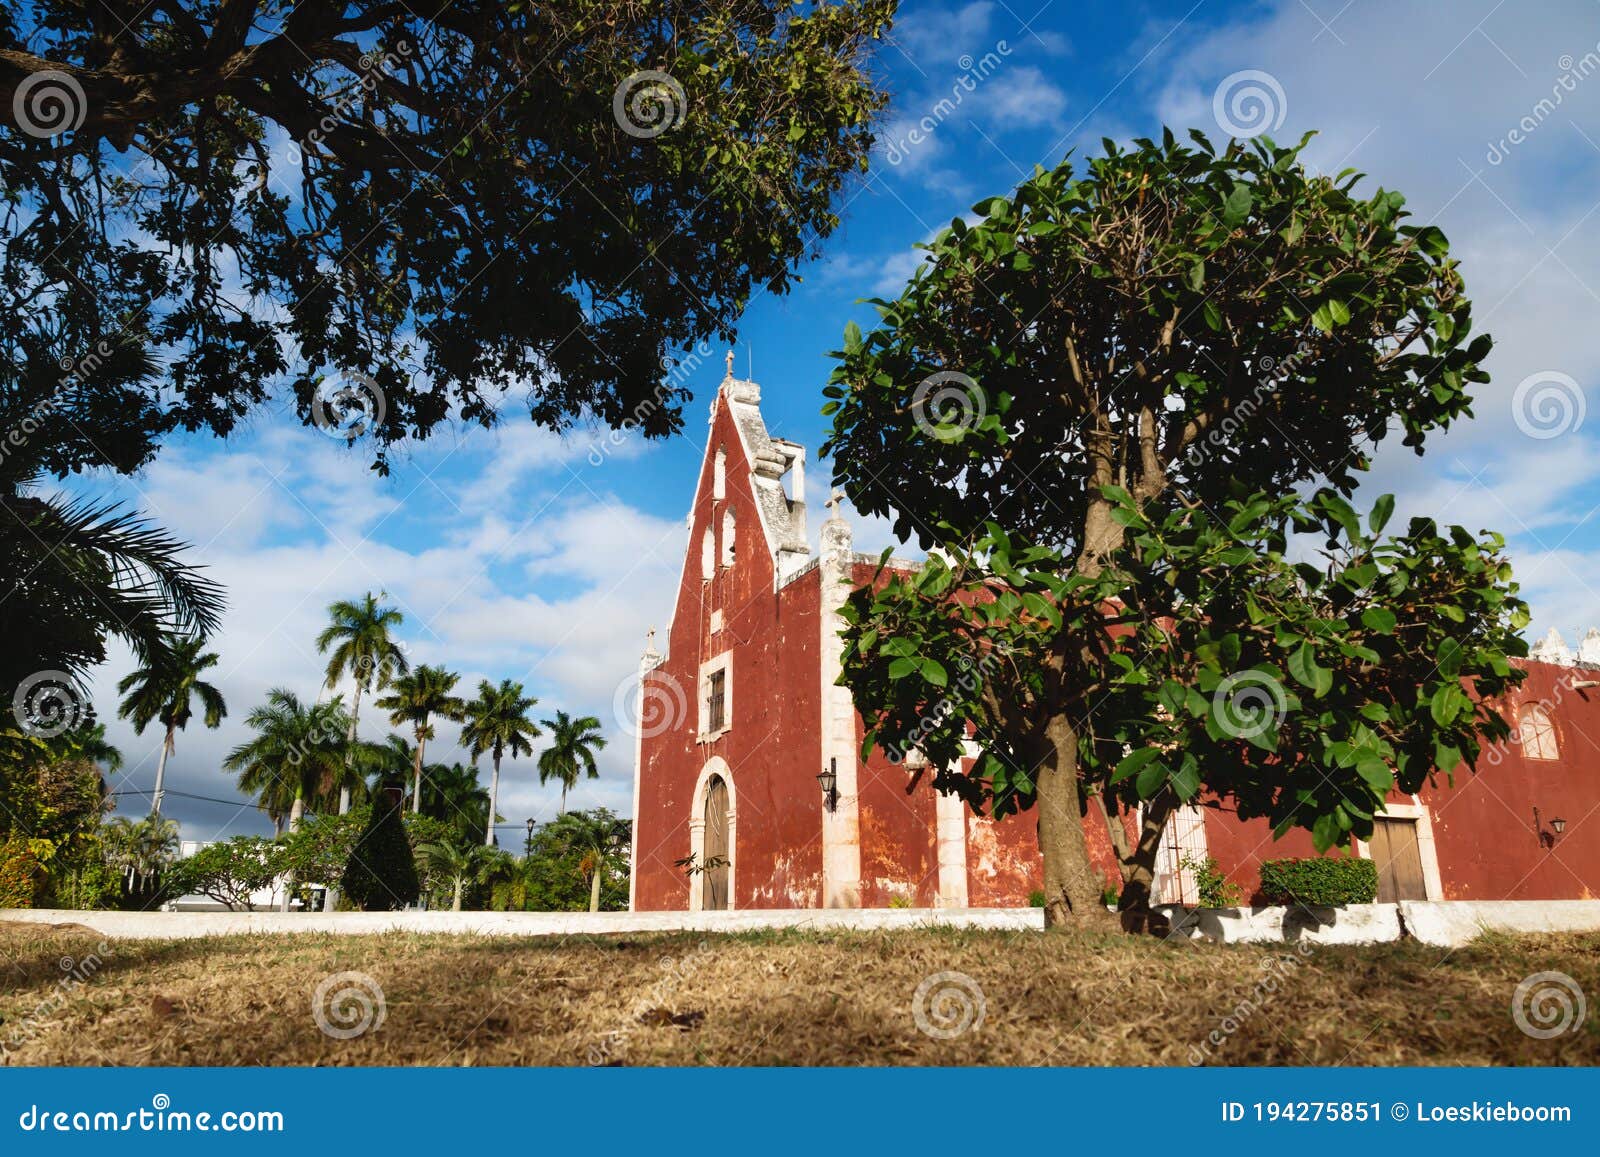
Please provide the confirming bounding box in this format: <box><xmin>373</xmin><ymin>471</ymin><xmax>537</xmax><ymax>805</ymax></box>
<box><xmin>536</xmin><ymin>711</ymin><xmax>606</xmax><ymax>814</ymax></box>
<box><xmin>116</xmin><ymin>637</ymin><xmax>227</xmax><ymax>818</ymax></box>
<box><xmin>416</xmin><ymin>760</ymin><xmax>491</xmax><ymax>846</ymax></box>
<box><xmin>459</xmin><ymin>679</ymin><xmax>540</xmax><ymax>847</ymax></box>
<box><xmin>414</xmin><ymin>841</ymin><xmax>491</xmax><ymax>912</ymax></box>
<box><xmin>223</xmin><ymin>690</ymin><xmax>351</xmax><ymax>834</ymax></box>
<box><xmin>547</xmin><ymin>810</ymin><xmax>631</xmax><ymax>912</ymax></box>
<box><xmin>375</xmin><ymin>665</ymin><xmax>464</xmax><ymax>814</ymax></box>
<box><xmin>1</xmin><ymin>473</ymin><xmax>225</xmax><ymax>700</ymax></box>
<box><xmin>315</xmin><ymin>593</ymin><xmax>407</xmax><ymax>815</ymax></box>
<box><xmin>101</xmin><ymin>815</ymin><xmax>179</xmax><ymax>896</ymax></box>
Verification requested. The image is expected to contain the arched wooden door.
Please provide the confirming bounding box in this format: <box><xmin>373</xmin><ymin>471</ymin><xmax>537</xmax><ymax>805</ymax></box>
<box><xmin>703</xmin><ymin>775</ymin><xmax>730</xmax><ymax>910</ymax></box>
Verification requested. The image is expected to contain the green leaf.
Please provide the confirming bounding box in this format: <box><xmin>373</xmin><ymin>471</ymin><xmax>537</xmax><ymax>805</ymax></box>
<box><xmin>1360</xmin><ymin>607</ymin><xmax>1397</xmax><ymax>634</ymax></box>
<box><xmin>1370</xmin><ymin>494</ymin><xmax>1395</xmax><ymax>534</ymax></box>
<box><xmin>1287</xmin><ymin>643</ymin><xmax>1332</xmax><ymax>697</ymax></box>
<box><xmin>1112</xmin><ymin>746</ymin><xmax>1162</xmax><ymax>785</ymax></box>
<box><xmin>1135</xmin><ymin>758</ymin><xmax>1169</xmax><ymax>799</ymax></box>
<box><xmin>843</xmin><ymin>321</ymin><xmax>863</xmax><ymax>353</ymax></box>
<box><xmin>887</xmin><ymin>657</ymin><xmax>918</xmax><ymax>681</ymax></box>
<box><xmin>1430</xmin><ymin>683</ymin><xmax>1467</xmax><ymax>726</ymax></box>
<box><xmin>1435</xmin><ymin>636</ymin><xmax>1463</xmax><ymax>678</ymax></box>
<box><xmin>919</xmin><ymin>658</ymin><xmax>948</xmax><ymax>687</ymax></box>
<box><xmin>1221</xmin><ymin>183</ymin><xmax>1253</xmax><ymax>228</ymax></box>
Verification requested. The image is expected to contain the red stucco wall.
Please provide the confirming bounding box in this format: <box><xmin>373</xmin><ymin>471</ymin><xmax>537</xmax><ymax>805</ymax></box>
<box><xmin>1202</xmin><ymin>659</ymin><xmax>1600</xmax><ymax>903</ymax></box>
<box><xmin>632</xmin><ymin>399</ymin><xmax>825</xmax><ymax>910</ymax></box>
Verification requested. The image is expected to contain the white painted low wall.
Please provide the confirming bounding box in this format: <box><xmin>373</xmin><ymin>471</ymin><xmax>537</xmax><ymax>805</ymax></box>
<box><xmin>6</xmin><ymin>900</ymin><xmax>1598</xmax><ymax>946</ymax></box>
<box><xmin>1156</xmin><ymin>899</ymin><xmax>1600</xmax><ymax>948</ymax></box>
<box><xmin>0</xmin><ymin>906</ymin><xmax>1046</xmax><ymax>941</ymax></box>
<box><xmin>1400</xmin><ymin>899</ymin><xmax>1600</xmax><ymax>948</ymax></box>
<box><xmin>1156</xmin><ymin>903</ymin><xmax>1403</xmax><ymax>945</ymax></box>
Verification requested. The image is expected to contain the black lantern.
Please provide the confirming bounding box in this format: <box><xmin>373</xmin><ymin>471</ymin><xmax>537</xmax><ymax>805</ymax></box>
<box><xmin>818</xmin><ymin>757</ymin><xmax>839</xmax><ymax>813</ymax></box>
<box><xmin>1551</xmin><ymin>816</ymin><xmax>1567</xmax><ymax>836</ymax></box>
<box><xmin>525</xmin><ymin>817</ymin><xmax>536</xmax><ymax>855</ymax></box>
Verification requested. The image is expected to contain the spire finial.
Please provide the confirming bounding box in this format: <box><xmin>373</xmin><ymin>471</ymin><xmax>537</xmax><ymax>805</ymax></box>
<box><xmin>725</xmin><ymin>348</ymin><xmax>735</xmax><ymax>381</ymax></box>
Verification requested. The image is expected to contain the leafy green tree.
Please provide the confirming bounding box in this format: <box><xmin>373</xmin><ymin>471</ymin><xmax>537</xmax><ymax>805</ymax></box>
<box><xmin>116</xmin><ymin>637</ymin><xmax>227</xmax><ymax>818</ymax></box>
<box><xmin>0</xmin><ymin>1</ymin><xmax>896</xmax><ymax>476</ymax></box>
<box><xmin>342</xmin><ymin>784</ymin><xmax>420</xmax><ymax>911</ymax></box>
<box><xmin>537</xmin><ymin>711</ymin><xmax>607</xmax><ymax>814</ymax></box>
<box><xmin>460</xmin><ymin>680</ymin><xmax>540</xmax><ymax>847</ymax></box>
<box><xmin>413</xmin><ymin>840</ymin><xmax>493</xmax><ymax>912</ymax></box>
<box><xmin>376</xmin><ymin>666</ymin><xmax>465</xmax><ymax>814</ymax></box>
<box><xmin>823</xmin><ymin>132</ymin><xmax>1527</xmax><ymax>929</ymax></box>
<box><xmin>168</xmin><ymin>837</ymin><xmax>285</xmax><ymax>912</ymax></box>
<box><xmin>544</xmin><ymin>810</ymin><xmax>632</xmax><ymax>912</ymax></box>
<box><xmin>223</xmin><ymin>690</ymin><xmax>351</xmax><ymax>833</ymax></box>
<box><xmin>316</xmin><ymin>593</ymin><xmax>408</xmax><ymax>816</ymax></box>
<box><xmin>415</xmin><ymin>761</ymin><xmax>491</xmax><ymax>847</ymax></box>
<box><xmin>100</xmin><ymin>815</ymin><xmax>179</xmax><ymax>898</ymax></box>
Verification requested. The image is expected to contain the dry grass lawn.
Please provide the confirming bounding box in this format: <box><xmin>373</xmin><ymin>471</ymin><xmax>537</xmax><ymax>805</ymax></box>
<box><xmin>2</xmin><ymin>921</ymin><xmax>1597</xmax><ymax>1066</ymax></box>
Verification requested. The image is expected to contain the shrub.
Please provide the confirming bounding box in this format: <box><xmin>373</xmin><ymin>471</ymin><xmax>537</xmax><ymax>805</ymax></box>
<box><xmin>1028</xmin><ymin>889</ymin><xmax>1047</xmax><ymax>908</ymax></box>
<box><xmin>168</xmin><ymin>837</ymin><xmax>285</xmax><ymax>911</ymax></box>
<box><xmin>0</xmin><ymin>835</ymin><xmax>45</xmax><ymax>908</ymax></box>
<box><xmin>1180</xmin><ymin>853</ymin><xmax>1244</xmax><ymax>908</ymax></box>
<box><xmin>1258</xmin><ymin>857</ymin><xmax>1379</xmax><ymax>907</ymax></box>
<box><xmin>342</xmin><ymin>788</ymin><xmax>420</xmax><ymax>911</ymax></box>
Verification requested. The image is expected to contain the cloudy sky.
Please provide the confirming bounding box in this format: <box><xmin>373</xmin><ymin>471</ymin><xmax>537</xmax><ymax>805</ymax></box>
<box><xmin>62</xmin><ymin>0</ymin><xmax>1600</xmax><ymax>842</ymax></box>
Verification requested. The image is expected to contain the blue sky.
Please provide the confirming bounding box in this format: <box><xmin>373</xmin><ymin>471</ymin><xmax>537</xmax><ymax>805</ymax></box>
<box><xmin>69</xmin><ymin>0</ymin><xmax>1600</xmax><ymax>841</ymax></box>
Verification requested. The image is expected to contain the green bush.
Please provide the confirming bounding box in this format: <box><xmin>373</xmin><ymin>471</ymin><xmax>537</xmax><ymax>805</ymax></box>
<box><xmin>168</xmin><ymin>837</ymin><xmax>285</xmax><ymax>911</ymax></box>
<box><xmin>342</xmin><ymin>789</ymin><xmax>419</xmax><ymax>911</ymax></box>
<box><xmin>1258</xmin><ymin>857</ymin><xmax>1378</xmax><ymax>907</ymax></box>
<box><xmin>0</xmin><ymin>835</ymin><xmax>44</xmax><ymax>908</ymax></box>
<box><xmin>1180</xmin><ymin>853</ymin><xmax>1244</xmax><ymax>908</ymax></box>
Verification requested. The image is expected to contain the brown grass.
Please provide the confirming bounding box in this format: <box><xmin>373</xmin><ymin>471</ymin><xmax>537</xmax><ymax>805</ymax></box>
<box><xmin>2</xmin><ymin>922</ymin><xmax>1597</xmax><ymax>1066</ymax></box>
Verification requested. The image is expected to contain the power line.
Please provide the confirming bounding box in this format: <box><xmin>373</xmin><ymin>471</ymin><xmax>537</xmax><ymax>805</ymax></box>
<box><xmin>109</xmin><ymin>788</ymin><xmax>269</xmax><ymax>809</ymax></box>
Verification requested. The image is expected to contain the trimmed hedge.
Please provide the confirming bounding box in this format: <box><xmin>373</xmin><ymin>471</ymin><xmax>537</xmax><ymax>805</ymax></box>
<box><xmin>1258</xmin><ymin>857</ymin><xmax>1378</xmax><ymax>907</ymax></box>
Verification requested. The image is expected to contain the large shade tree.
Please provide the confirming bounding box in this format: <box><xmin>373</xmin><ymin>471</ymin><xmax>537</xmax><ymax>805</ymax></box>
<box><xmin>115</xmin><ymin>636</ymin><xmax>227</xmax><ymax>818</ymax></box>
<box><xmin>823</xmin><ymin>131</ymin><xmax>1529</xmax><ymax>929</ymax></box>
<box><xmin>0</xmin><ymin>1</ymin><xmax>897</xmax><ymax>477</ymax></box>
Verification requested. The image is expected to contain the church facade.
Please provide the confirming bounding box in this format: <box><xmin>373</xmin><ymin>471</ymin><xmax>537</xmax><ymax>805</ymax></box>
<box><xmin>628</xmin><ymin>369</ymin><xmax>1600</xmax><ymax>911</ymax></box>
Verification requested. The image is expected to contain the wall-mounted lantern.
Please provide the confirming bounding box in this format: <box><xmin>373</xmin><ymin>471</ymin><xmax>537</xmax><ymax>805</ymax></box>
<box><xmin>818</xmin><ymin>757</ymin><xmax>839</xmax><ymax>813</ymax></box>
<box><xmin>1534</xmin><ymin>806</ymin><xmax>1567</xmax><ymax>849</ymax></box>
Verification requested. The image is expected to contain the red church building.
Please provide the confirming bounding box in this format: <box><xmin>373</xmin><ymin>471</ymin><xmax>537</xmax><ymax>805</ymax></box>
<box><xmin>628</xmin><ymin>367</ymin><xmax>1600</xmax><ymax>912</ymax></box>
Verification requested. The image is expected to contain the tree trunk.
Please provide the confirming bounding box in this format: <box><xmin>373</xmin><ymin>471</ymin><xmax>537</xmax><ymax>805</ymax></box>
<box><xmin>338</xmin><ymin>681</ymin><xmax>363</xmax><ymax>816</ymax></box>
<box><xmin>589</xmin><ymin>868</ymin><xmax>601</xmax><ymax>912</ymax></box>
<box><xmin>485</xmin><ymin>753</ymin><xmax>500</xmax><ymax>846</ymax></box>
<box><xmin>282</xmin><ymin>789</ymin><xmax>305</xmax><ymax>913</ymax></box>
<box><xmin>150</xmin><ymin>724</ymin><xmax>175</xmax><ymax>818</ymax></box>
<box><xmin>1117</xmin><ymin>795</ymin><xmax>1178</xmax><ymax>935</ymax></box>
<box><xmin>412</xmin><ymin>729</ymin><xmax>427</xmax><ymax>814</ymax></box>
<box><xmin>1035</xmin><ymin>716</ymin><xmax>1116</xmax><ymax>929</ymax></box>
<box><xmin>560</xmin><ymin>781</ymin><xmax>568</xmax><ymax>815</ymax></box>
<box><xmin>452</xmin><ymin>877</ymin><xmax>463</xmax><ymax>912</ymax></box>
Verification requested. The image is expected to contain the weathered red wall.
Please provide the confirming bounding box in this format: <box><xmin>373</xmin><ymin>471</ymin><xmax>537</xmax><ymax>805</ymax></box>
<box><xmin>632</xmin><ymin>400</ymin><xmax>825</xmax><ymax>910</ymax></box>
<box><xmin>1203</xmin><ymin>659</ymin><xmax>1600</xmax><ymax>903</ymax></box>
<box><xmin>856</xmin><ymin>751</ymin><xmax>940</xmax><ymax>906</ymax></box>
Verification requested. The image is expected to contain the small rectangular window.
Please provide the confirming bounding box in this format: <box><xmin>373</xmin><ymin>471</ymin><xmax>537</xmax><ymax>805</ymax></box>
<box><xmin>706</xmin><ymin>669</ymin><xmax>726</xmax><ymax>733</ymax></box>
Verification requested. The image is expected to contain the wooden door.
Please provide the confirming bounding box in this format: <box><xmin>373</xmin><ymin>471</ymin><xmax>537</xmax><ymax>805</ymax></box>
<box><xmin>703</xmin><ymin>776</ymin><xmax>730</xmax><ymax>910</ymax></box>
<box><xmin>1369</xmin><ymin>818</ymin><xmax>1427</xmax><ymax>902</ymax></box>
